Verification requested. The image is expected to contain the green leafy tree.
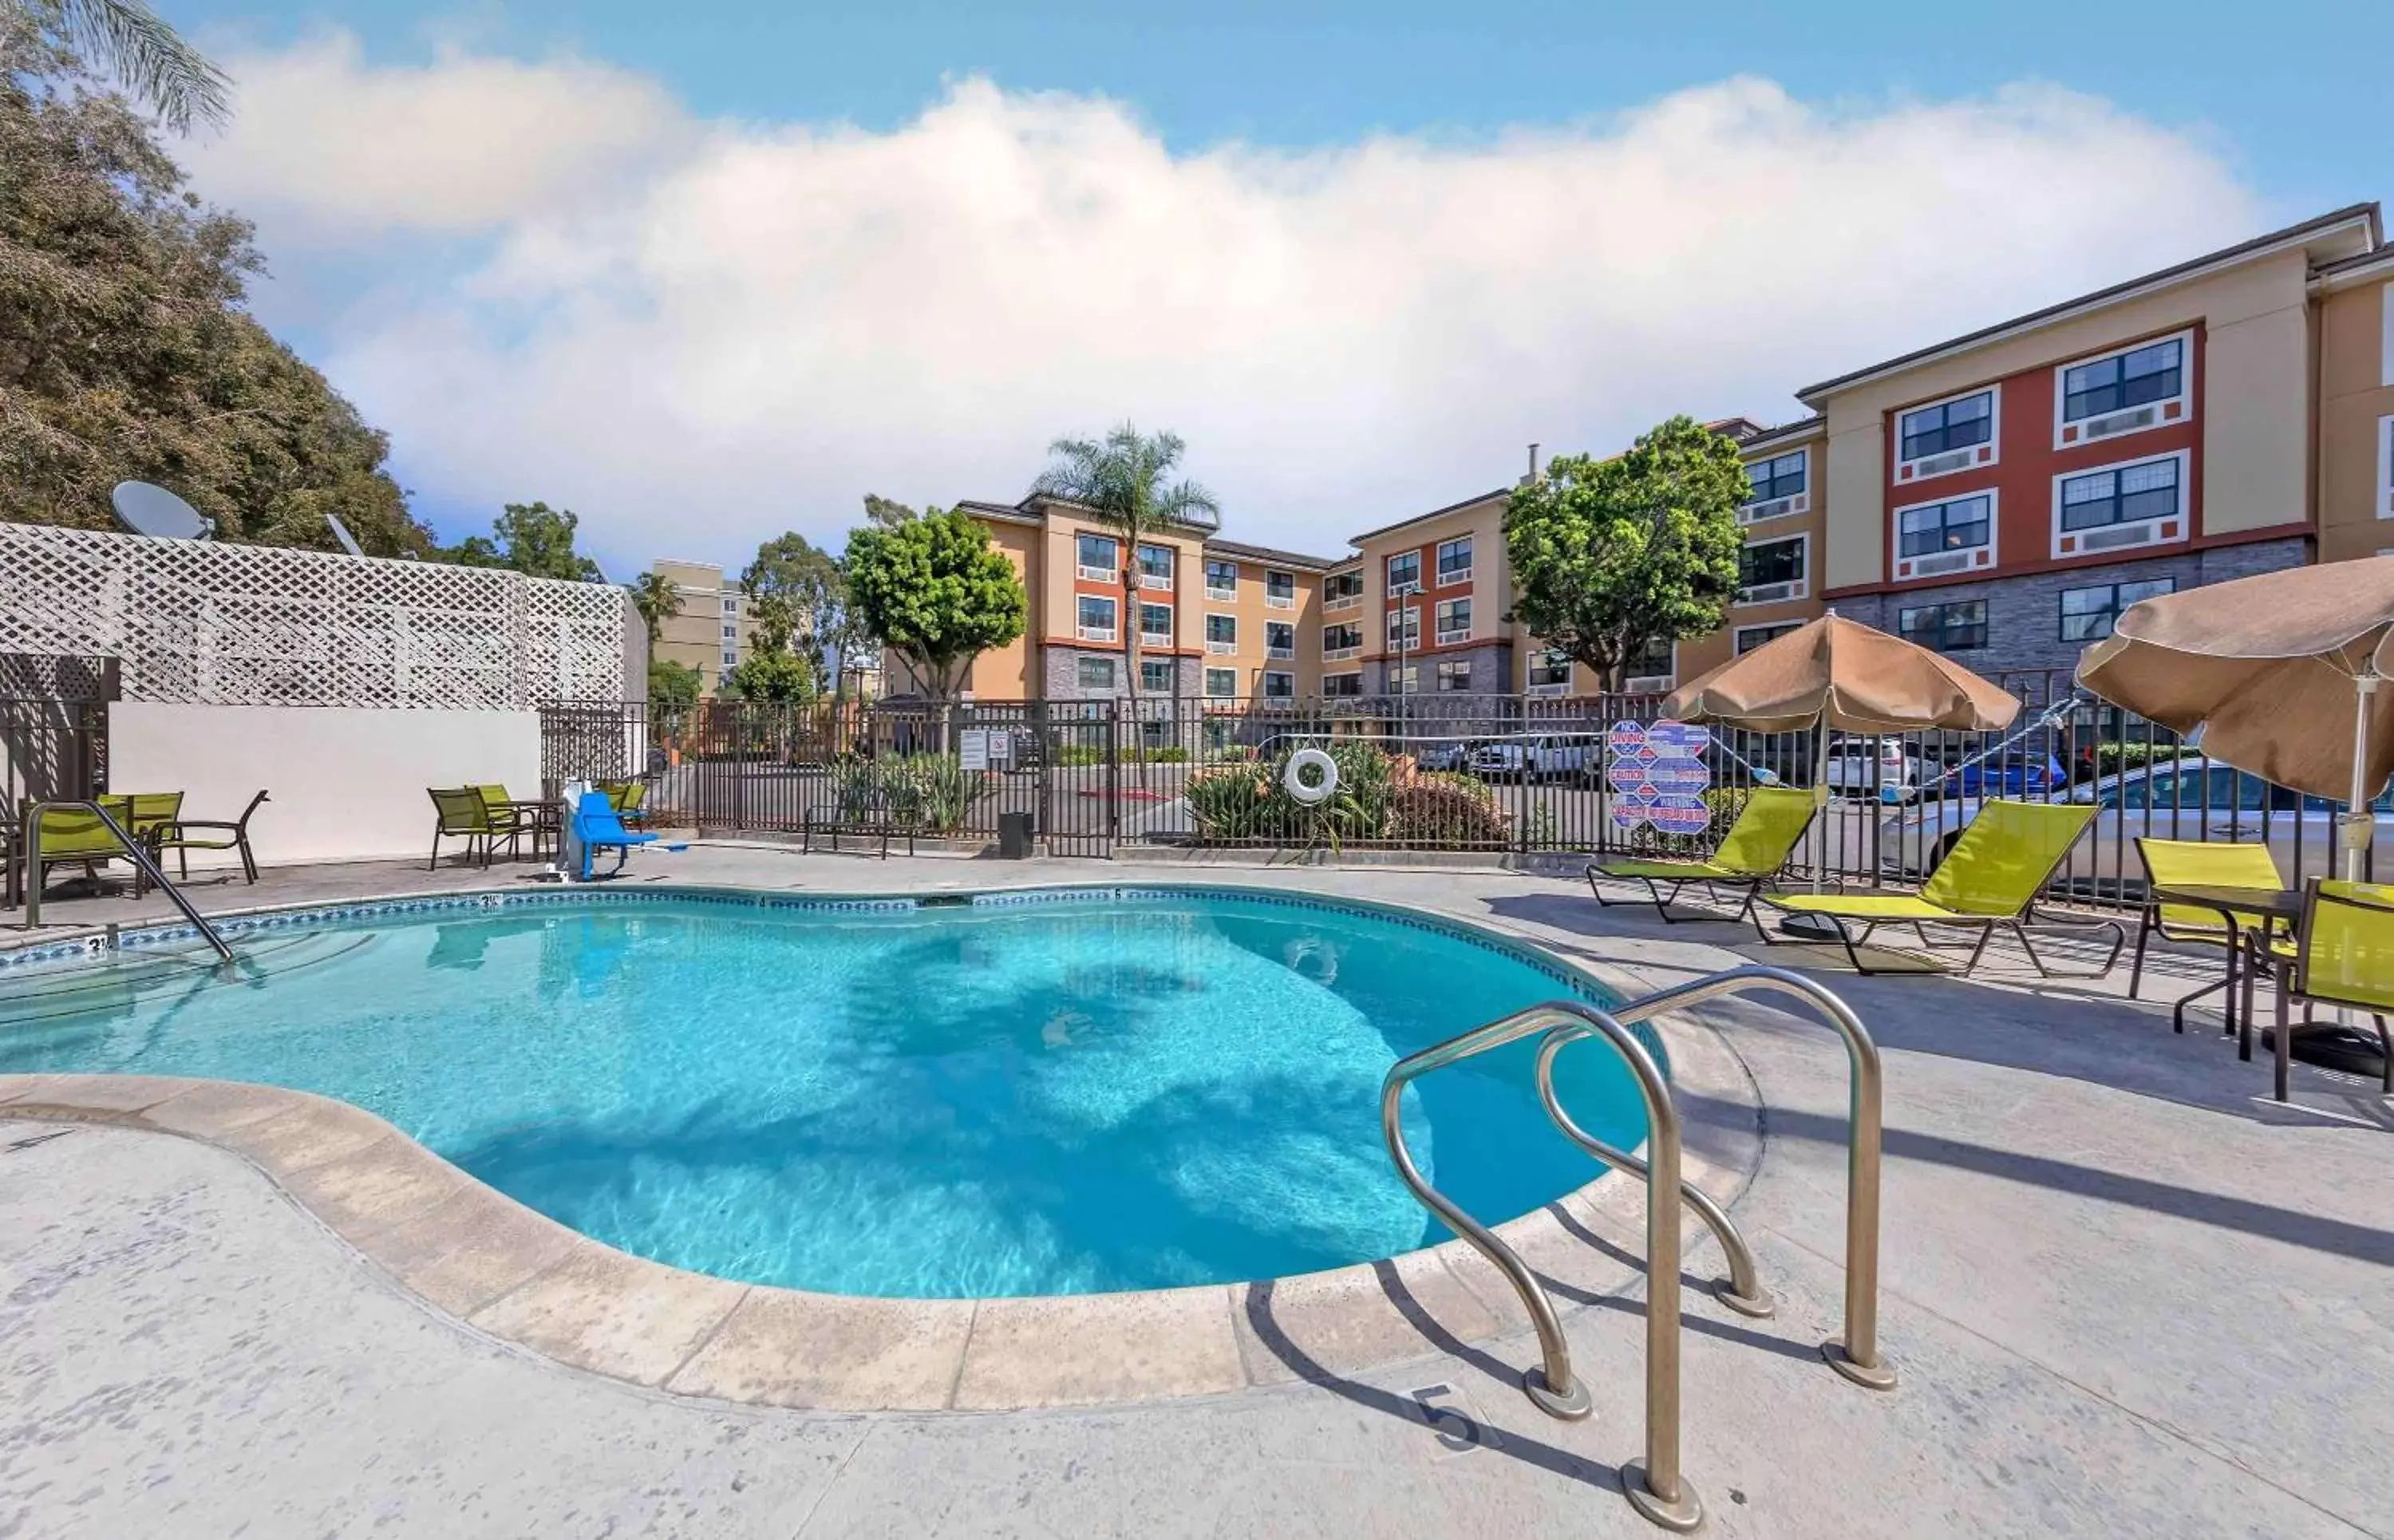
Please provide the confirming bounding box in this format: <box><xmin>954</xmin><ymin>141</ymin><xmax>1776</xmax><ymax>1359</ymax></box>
<box><xmin>860</xmin><ymin>493</ymin><xmax>918</xmax><ymax>528</ymax></box>
<box><xmin>630</xmin><ymin>571</ymin><xmax>683</xmax><ymax>645</ymax></box>
<box><xmin>442</xmin><ymin>502</ymin><xmax>604</xmax><ymax>581</ymax></box>
<box><xmin>0</xmin><ymin>26</ymin><xmax>430</xmax><ymax>553</ymax></box>
<box><xmin>12</xmin><ymin>0</ymin><xmax>229</xmax><ymax>131</ymax></box>
<box><xmin>646</xmin><ymin>657</ymin><xmax>701</xmax><ymax>710</ymax></box>
<box><xmin>844</xmin><ymin>507</ymin><xmax>1028</xmax><ymax>701</ymax></box>
<box><xmin>1503</xmin><ymin>415</ymin><xmax>1748</xmax><ymax>691</ymax></box>
<box><xmin>741</xmin><ymin>531</ymin><xmax>843</xmax><ymax>655</ymax></box>
<box><xmin>724</xmin><ymin>648</ymin><xmax>817</xmax><ymax>705</ymax></box>
<box><xmin>1030</xmin><ymin>423</ymin><xmax>1219</xmax><ymax>725</ymax></box>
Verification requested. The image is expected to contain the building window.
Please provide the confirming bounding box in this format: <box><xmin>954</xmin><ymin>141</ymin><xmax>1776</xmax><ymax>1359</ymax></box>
<box><xmin>1322</xmin><ymin>672</ymin><xmax>1362</xmax><ymax>698</ymax></box>
<box><xmin>1204</xmin><ymin>667</ymin><xmax>1238</xmax><ymax>697</ymax></box>
<box><xmin>1623</xmin><ymin>636</ymin><xmax>1674</xmax><ymax>685</ymax></box>
<box><xmin>1736</xmin><ymin>535</ymin><xmax>1807</xmax><ymax>602</ymax></box>
<box><xmin>1265</xmin><ymin>622</ymin><xmax>1295</xmax><ymax>658</ymax></box>
<box><xmin>1898</xmin><ymin>390</ymin><xmax>1994</xmax><ymax>464</ymax></box>
<box><xmin>720</xmin><ymin>651</ymin><xmax>737</xmax><ymax>669</ymax></box>
<box><xmin>1324</xmin><ymin>570</ymin><xmax>1364</xmax><ymax>606</ymax></box>
<box><xmin>2059</xmin><ymin>455</ymin><xmax>2182</xmax><ymax>533</ymax></box>
<box><xmin>1140</xmin><ymin>602</ymin><xmax>1173</xmax><ymax>642</ymax></box>
<box><xmin>1140</xmin><ymin>658</ymin><xmax>1174</xmax><ymax>693</ymax></box>
<box><xmin>1746</xmin><ymin>451</ymin><xmax>1806</xmax><ymax>503</ymax></box>
<box><xmin>1389</xmin><ymin>664</ymin><xmax>1420</xmax><ymax>693</ymax></box>
<box><xmin>2061</xmin><ymin>338</ymin><xmax>2183</xmax><ymax>424</ymax></box>
<box><xmin>721</xmin><ymin>623</ymin><xmax>737</xmax><ymax>640</ymax></box>
<box><xmin>2060</xmin><ymin>578</ymin><xmax>2175</xmax><ymax>642</ymax></box>
<box><xmin>1262</xmin><ymin>670</ymin><xmax>1295</xmax><ymax>698</ymax></box>
<box><xmin>1433</xmin><ymin>597</ymin><xmax>1472</xmax><ymax>642</ymax></box>
<box><xmin>1386</xmin><ymin>606</ymin><xmax>1420</xmax><ymax>648</ymax></box>
<box><xmin>721</xmin><ymin>596</ymin><xmax>739</xmax><ymax>614</ymax></box>
<box><xmin>1076</xmin><ymin>533</ymin><xmax>1119</xmax><ymax>578</ymax></box>
<box><xmin>1322</xmin><ymin>622</ymin><xmax>1361</xmax><ymax>657</ymax></box>
<box><xmin>1386</xmin><ymin>551</ymin><xmax>1421</xmax><ymax>593</ymax></box>
<box><xmin>1077</xmin><ymin>655</ymin><xmax>1116</xmax><ymax>690</ymax></box>
<box><xmin>1266</xmin><ymin>570</ymin><xmax>1296</xmax><ymax>608</ymax></box>
<box><xmin>1136</xmin><ymin>543</ymin><xmax>1174</xmax><ymax>589</ymax></box>
<box><xmin>1898</xmin><ymin>600</ymin><xmax>1988</xmax><ymax>654</ymax></box>
<box><xmin>2380</xmin><ymin>415</ymin><xmax>2394</xmax><ymax>519</ymax></box>
<box><xmin>1205</xmin><ymin>614</ymin><xmax>1237</xmax><ymax>652</ymax></box>
<box><xmin>1899</xmin><ymin>493</ymin><xmax>1992</xmax><ymax>557</ymax></box>
<box><xmin>1204</xmin><ymin>559</ymin><xmax>1237</xmax><ymax>598</ymax></box>
<box><xmin>1436</xmin><ymin>536</ymin><xmax>1472</xmax><ymax>584</ymax></box>
<box><xmin>1436</xmin><ymin>658</ymin><xmax>1473</xmax><ymax>692</ymax></box>
<box><xmin>1077</xmin><ymin>594</ymin><xmax>1117</xmax><ymax>642</ymax></box>
<box><xmin>1735</xmin><ymin>622</ymin><xmax>1801</xmax><ymax>654</ymax></box>
<box><xmin>1528</xmin><ymin>648</ymin><xmax>1570</xmax><ymax>690</ymax></box>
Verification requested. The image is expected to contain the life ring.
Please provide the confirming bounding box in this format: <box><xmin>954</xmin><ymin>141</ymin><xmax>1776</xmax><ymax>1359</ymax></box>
<box><xmin>1284</xmin><ymin>747</ymin><xmax>1339</xmax><ymax>805</ymax></box>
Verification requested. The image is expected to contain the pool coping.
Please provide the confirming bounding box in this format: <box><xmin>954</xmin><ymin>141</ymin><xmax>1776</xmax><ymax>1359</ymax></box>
<box><xmin>0</xmin><ymin>883</ymin><xmax>1768</xmax><ymax>1414</ymax></box>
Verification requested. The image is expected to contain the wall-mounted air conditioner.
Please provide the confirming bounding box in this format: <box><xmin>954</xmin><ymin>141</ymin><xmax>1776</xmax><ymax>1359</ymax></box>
<box><xmin>2079</xmin><ymin>405</ymin><xmax>2159</xmax><ymax>441</ymax></box>
<box><xmin>1907</xmin><ymin>549</ymin><xmax>1980</xmax><ymax>577</ymax></box>
<box><xmin>2080</xmin><ymin>522</ymin><xmax>2160</xmax><ymax>552</ymax></box>
<box><xmin>1624</xmin><ymin>674</ymin><xmax>1676</xmax><ymax>695</ymax></box>
<box><xmin>1737</xmin><ymin>492</ymin><xmax>1809</xmax><ymax>524</ymax></box>
<box><xmin>1910</xmin><ymin>449</ymin><xmax>1974</xmax><ymax>478</ymax></box>
<box><xmin>1737</xmin><ymin>580</ymin><xmax>1806</xmax><ymax>605</ymax></box>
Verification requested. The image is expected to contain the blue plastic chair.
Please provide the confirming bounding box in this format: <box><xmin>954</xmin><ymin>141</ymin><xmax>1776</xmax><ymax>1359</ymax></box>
<box><xmin>572</xmin><ymin>791</ymin><xmax>659</xmax><ymax>879</ymax></box>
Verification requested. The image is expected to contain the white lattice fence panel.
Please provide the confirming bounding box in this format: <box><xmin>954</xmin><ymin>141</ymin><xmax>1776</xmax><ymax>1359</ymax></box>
<box><xmin>0</xmin><ymin>524</ymin><xmax>629</xmax><ymax>708</ymax></box>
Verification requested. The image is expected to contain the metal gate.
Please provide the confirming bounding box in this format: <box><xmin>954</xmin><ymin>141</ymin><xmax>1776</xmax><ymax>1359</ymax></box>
<box><xmin>1039</xmin><ymin>701</ymin><xmax>1116</xmax><ymax>857</ymax></box>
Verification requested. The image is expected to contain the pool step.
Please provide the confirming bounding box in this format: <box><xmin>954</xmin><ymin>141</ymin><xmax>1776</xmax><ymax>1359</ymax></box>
<box><xmin>0</xmin><ymin>933</ymin><xmax>377</xmax><ymax>1032</ymax></box>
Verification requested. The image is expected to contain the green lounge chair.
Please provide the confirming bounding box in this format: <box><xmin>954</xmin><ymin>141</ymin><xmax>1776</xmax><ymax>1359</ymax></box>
<box><xmin>2265</xmin><ymin>879</ymin><xmax>2394</xmax><ymax>1099</ymax></box>
<box><xmin>21</xmin><ymin>796</ymin><xmax>144</xmax><ymax>900</ymax></box>
<box><xmin>1586</xmin><ymin>784</ymin><xmax>1817</xmax><ymax>923</ymax></box>
<box><xmin>1756</xmin><ymin>800</ymin><xmax>2123</xmax><ymax>977</ymax></box>
<box><xmin>429</xmin><ymin>787</ymin><xmax>504</xmax><ymax>869</ymax></box>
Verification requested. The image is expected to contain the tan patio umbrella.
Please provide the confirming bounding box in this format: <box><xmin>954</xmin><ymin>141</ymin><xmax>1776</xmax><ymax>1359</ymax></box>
<box><xmin>2076</xmin><ymin>557</ymin><xmax>2394</xmax><ymax>880</ymax></box>
<box><xmin>1662</xmin><ymin>613</ymin><xmax>2021</xmax><ymax>891</ymax></box>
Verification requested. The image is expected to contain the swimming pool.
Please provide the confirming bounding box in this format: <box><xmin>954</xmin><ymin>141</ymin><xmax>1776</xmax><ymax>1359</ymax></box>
<box><xmin>0</xmin><ymin>886</ymin><xmax>1651</xmax><ymax>1298</ymax></box>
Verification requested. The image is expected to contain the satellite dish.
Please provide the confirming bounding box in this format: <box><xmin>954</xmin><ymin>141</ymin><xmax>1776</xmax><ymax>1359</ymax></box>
<box><xmin>111</xmin><ymin>481</ymin><xmax>214</xmax><ymax>540</ymax></box>
<box><xmin>324</xmin><ymin>511</ymin><xmax>366</xmax><ymax>558</ymax></box>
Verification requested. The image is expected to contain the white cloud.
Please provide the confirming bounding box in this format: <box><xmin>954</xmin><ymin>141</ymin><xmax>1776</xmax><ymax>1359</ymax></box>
<box><xmin>188</xmin><ymin>41</ymin><xmax>2266</xmax><ymax>570</ymax></box>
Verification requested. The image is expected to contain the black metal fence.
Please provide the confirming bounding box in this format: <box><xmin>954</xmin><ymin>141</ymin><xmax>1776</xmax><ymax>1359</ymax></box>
<box><xmin>2</xmin><ymin>655</ymin><xmax>117</xmax><ymax>815</ymax></box>
<box><xmin>541</xmin><ymin>674</ymin><xmax>2383</xmax><ymax>908</ymax></box>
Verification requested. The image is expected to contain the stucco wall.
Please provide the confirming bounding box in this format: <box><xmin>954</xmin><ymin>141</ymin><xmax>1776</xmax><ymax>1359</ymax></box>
<box><xmin>109</xmin><ymin>705</ymin><xmax>545</xmax><ymax>870</ymax></box>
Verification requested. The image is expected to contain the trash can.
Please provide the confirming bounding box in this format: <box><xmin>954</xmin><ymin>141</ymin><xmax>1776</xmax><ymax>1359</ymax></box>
<box><xmin>998</xmin><ymin>811</ymin><xmax>1036</xmax><ymax>860</ymax></box>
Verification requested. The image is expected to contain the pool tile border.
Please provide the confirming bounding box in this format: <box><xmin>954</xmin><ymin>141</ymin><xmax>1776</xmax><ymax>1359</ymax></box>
<box><xmin>0</xmin><ymin>885</ymin><xmax>1765</xmax><ymax>1413</ymax></box>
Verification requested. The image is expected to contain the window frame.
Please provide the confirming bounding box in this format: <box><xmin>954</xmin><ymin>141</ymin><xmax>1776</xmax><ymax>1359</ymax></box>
<box><xmin>1260</xmin><ymin>670</ymin><xmax>1296</xmax><ymax>699</ymax></box>
<box><xmin>1622</xmin><ymin>637</ymin><xmax>1676</xmax><ymax>681</ymax></box>
<box><xmin>1433</xmin><ymin>596</ymin><xmax>1472</xmax><ymax>643</ymax></box>
<box><xmin>1735</xmin><ymin>532</ymin><xmax>1810</xmax><ymax>606</ymax></box>
<box><xmin>1138</xmin><ymin>602</ymin><xmax>1174</xmax><ymax>644</ymax></box>
<box><xmin>1076</xmin><ymin>594</ymin><xmax>1118</xmax><ymax>642</ymax></box>
<box><xmin>1323</xmin><ymin>569</ymin><xmax>1364</xmax><ymax>607</ymax></box>
<box><xmin>1890</xmin><ymin>489</ymin><xmax>1999</xmax><ymax>582</ymax></box>
<box><xmin>1203</xmin><ymin>613</ymin><xmax>1238</xmax><ymax>653</ymax></box>
<box><xmin>1140</xmin><ymin>657</ymin><xmax>1175</xmax><ymax>693</ymax></box>
<box><xmin>1385</xmin><ymin>605</ymin><xmax>1420</xmax><ymax>648</ymax></box>
<box><xmin>1896</xmin><ymin>599</ymin><xmax>1989</xmax><ymax>654</ymax></box>
<box><xmin>1732</xmin><ymin>622</ymin><xmax>1801</xmax><ymax>655</ymax></box>
<box><xmin>1264</xmin><ymin>621</ymin><xmax>1296</xmax><ymax>659</ymax></box>
<box><xmin>1435</xmin><ymin>535</ymin><xmax>1473</xmax><ymax>586</ymax></box>
<box><xmin>1265</xmin><ymin>569</ymin><xmax>1297</xmax><ymax>608</ymax></box>
<box><xmin>1321</xmin><ymin>622</ymin><xmax>1362</xmax><ymax>660</ymax></box>
<box><xmin>1136</xmin><ymin>543</ymin><xmax>1175</xmax><ymax>589</ymax></box>
<box><xmin>1894</xmin><ymin>385</ymin><xmax>2000</xmax><ymax>483</ymax></box>
<box><xmin>1203</xmin><ymin>666</ymin><xmax>1238</xmax><ymax>697</ymax></box>
<box><xmin>2058</xmin><ymin>577</ymin><xmax>2175</xmax><ymax>643</ymax></box>
<box><xmin>1385</xmin><ymin>551</ymin><xmax>1422</xmax><ymax>595</ymax></box>
<box><xmin>2048</xmin><ymin>448</ymin><xmax>2191</xmax><ymax>558</ymax></box>
<box><xmin>1387</xmin><ymin>663</ymin><xmax>1420</xmax><ymax>693</ymax></box>
<box><xmin>1321</xmin><ymin>671</ymin><xmax>1363</xmax><ymax>698</ymax></box>
<box><xmin>1744</xmin><ymin>449</ymin><xmax>1807</xmax><ymax>506</ymax></box>
<box><xmin>1203</xmin><ymin>559</ymin><xmax>1238</xmax><ymax>599</ymax></box>
<box><xmin>1527</xmin><ymin>646</ymin><xmax>1571</xmax><ymax>691</ymax></box>
<box><xmin>2052</xmin><ymin>329</ymin><xmax>2193</xmax><ymax>448</ymax></box>
<box><xmin>1435</xmin><ymin>657</ymin><xmax>1474</xmax><ymax>692</ymax></box>
<box><xmin>1077</xmin><ymin>654</ymin><xmax>1117</xmax><ymax>690</ymax></box>
<box><xmin>1076</xmin><ymin>533</ymin><xmax>1120</xmax><ymax>580</ymax></box>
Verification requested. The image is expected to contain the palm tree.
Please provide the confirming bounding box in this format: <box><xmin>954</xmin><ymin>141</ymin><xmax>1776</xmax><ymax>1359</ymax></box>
<box><xmin>1032</xmin><ymin>424</ymin><xmax>1221</xmax><ymax>772</ymax></box>
<box><xmin>18</xmin><ymin>0</ymin><xmax>232</xmax><ymax>132</ymax></box>
<box><xmin>630</xmin><ymin>571</ymin><xmax>683</xmax><ymax>646</ymax></box>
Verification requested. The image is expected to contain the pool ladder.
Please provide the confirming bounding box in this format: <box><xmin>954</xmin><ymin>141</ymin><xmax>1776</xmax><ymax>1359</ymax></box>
<box><xmin>1381</xmin><ymin>965</ymin><xmax>1892</xmax><ymax>1533</ymax></box>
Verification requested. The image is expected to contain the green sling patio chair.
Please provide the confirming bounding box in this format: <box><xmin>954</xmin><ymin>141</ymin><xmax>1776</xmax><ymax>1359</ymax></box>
<box><xmin>429</xmin><ymin>787</ymin><xmax>504</xmax><ymax>869</ymax></box>
<box><xmin>1755</xmin><ymin>800</ymin><xmax>2124</xmax><ymax>977</ymax></box>
<box><xmin>154</xmin><ymin>790</ymin><xmax>271</xmax><ymax>884</ymax></box>
<box><xmin>124</xmin><ymin>792</ymin><xmax>184</xmax><ymax>855</ymax></box>
<box><xmin>2274</xmin><ymin>879</ymin><xmax>2394</xmax><ymax>1096</ymax></box>
<box><xmin>596</xmin><ymin>779</ymin><xmax>648</xmax><ymax>830</ymax></box>
<box><xmin>22</xmin><ymin>796</ymin><xmax>144</xmax><ymax>901</ymax></box>
<box><xmin>473</xmin><ymin>784</ymin><xmax>538</xmax><ymax>860</ymax></box>
<box><xmin>1586</xmin><ymin>784</ymin><xmax>1818</xmax><ymax>923</ymax></box>
<box><xmin>2129</xmin><ymin>838</ymin><xmax>2290</xmax><ymax>1036</ymax></box>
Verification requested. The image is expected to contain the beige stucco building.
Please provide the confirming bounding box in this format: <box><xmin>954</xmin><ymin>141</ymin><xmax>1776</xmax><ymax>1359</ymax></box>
<box><xmin>647</xmin><ymin>559</ymin><xmax>763</xmax><ymax>696</ymax></box>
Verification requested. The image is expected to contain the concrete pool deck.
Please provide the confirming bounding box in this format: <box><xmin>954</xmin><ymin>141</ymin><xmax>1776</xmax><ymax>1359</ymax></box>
<box><xmin>3</xmin><ymin>847</ymin><xmax>2391</xmax><ymax>1537</ymax></box>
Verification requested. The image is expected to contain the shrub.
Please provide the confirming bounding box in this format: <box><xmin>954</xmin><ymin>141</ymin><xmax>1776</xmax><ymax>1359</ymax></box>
<box><xmin>1184</xmin><ymin>740</ymin><xmax>1396</xmax><ymax>847</ymax></box>
<box><xmin>832</xmin><ymin>754</ymin><xmax>985</xmax><ymax>835</ymax></box>
<box><xmin>1389</xmin><ymin>777</ymin><xmax>1511</xmax><ymax>847</ymax></box>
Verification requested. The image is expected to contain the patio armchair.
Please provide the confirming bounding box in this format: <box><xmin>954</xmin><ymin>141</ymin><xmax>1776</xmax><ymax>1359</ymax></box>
<box><xmin>429</xmin><ymin>787</ymin><xmax>504</xmax><ymax>869</ymax></box>
<box><xmin>2274</xmin><ymin>879</ymin><xmax>2394</xmax><ymax>1096</ymax></box>
<box><xmin>2129</xmin><ymin>838</ymin><xmax>2289</xmax><ymax>1035</ymax></box>
<box><xmin>596</xmin><ymin>779</ymin><xmax>649</xmax><ymax>830</ymax></box>
<box><xmin>154</xmin><ymin>790</ymin><xmax>271</xmax><ymax>884</ymax></box>
<box><xmin>473</xmin><ymin>784</ymin><xmax>542</xmax><ymax>860</ymax></box>
<box><xmin>125</xmin><ymin>792</ymin><xmax>185</xmax><ymax>856</ymax></box>
<box><xmin>1756</xmin><ymin>800</ymin><xmax>2123</xmax><ymax>977</ymax></box>
<box><xmin>16</xmin><ymin>796</ymin><xmax>144</xmax><ymax>902</ymax></box>
<box><xmin>1586</xmin><ymin>785</ymin><xmax>1818</xmax><ymax>923</ymax></box>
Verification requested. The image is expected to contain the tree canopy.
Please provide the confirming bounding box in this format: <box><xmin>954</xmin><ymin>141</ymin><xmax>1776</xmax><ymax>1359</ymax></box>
<box><xmin>1503</xmin><ymin>415</ymin><xmax>1749</xmax><ymax>690</ymax></box>
<box><xmin>647</xmin><ymin>657</ymin><xmax>701</xmax><ymax>710</ymax></box>
<box><xmin>630</xmin><ymin>571</ymin><xmax>683</xmax><ymax>645</ymax></box>
<box><xmin>440</xmin><ymin>502</ymin><xmax>604</xmax><ymax>581</ymax></box>
<box><xmin>844</xmin><ymin>507</ymin><xmax>1027</xmax><ymax>701</ymax></box>
<box><xmin>13</xmin><ymin>1</ymin><xmax>228</xmax><ymax>131</ymax></box>
<box><xmin>741</xmin><ymin>531</ymin><xmax>843</xmax><ymax>655</ymax></box>
<box><xmin>0</xmin><ymin>23</ymin><xmax>429</xmax><ymax>555</ymax></box>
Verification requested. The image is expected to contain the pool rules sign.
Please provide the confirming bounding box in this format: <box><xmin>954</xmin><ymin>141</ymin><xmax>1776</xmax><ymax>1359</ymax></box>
<box><xmin>1606</xmin><ymin>720</ymin><xmax>1713</xmax><ymax>835</ymax></box>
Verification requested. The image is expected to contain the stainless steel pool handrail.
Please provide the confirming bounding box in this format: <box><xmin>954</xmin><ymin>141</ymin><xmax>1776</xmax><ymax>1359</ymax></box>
<box><xmin>21</xmin><ymin>800</ymin><xmax>235</xmax><ymax>965</ymax></box>
<box><xmin>1381</xmin><ymin>998</ymin><xmax>1704</xmax><ymax>1530</ymax></box>
<box><xmin>1596</xmin><ymin>964</ymin><xmax>1895</xmax><ymax>1392</ymax></box>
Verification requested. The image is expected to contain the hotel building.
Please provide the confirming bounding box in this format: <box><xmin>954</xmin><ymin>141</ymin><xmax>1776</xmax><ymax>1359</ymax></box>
<box><xmin>648</xmin><ymin>559</ymin><xmax>764</xmax><ymax>695</ymax></box>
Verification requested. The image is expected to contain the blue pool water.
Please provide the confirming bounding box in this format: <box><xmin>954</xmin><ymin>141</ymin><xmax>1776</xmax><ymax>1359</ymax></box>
<box><xmin>0</xmin><ymin>889</ymin><xmax>1652</xmax><ymax>1297</ymax></box>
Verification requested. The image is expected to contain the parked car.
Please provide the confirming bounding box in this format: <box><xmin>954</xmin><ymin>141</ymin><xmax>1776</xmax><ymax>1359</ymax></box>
<box><xmin>1822</xmin><ymin>737</ymin><xmax>1919</xmax><ymax>802</ymax></box>
<box><xmin>1935</xmin><ymin>752</ymin><xmax>2068</xmax><ymax>799</ymax></box>
<box><xmin>1877</xmin><ymin>755</ymin><xmax>2394</xmax><ymax>898</ymax></box>
<box><xmin>1469</xmin><ymin>733</ymin><xmax>1602</xmax><ymax>782</ymax></box>
<box><xmin>1412</xmin><ymin>737</ymin><xmax>1483</xmax><ymax>773</ymax></box>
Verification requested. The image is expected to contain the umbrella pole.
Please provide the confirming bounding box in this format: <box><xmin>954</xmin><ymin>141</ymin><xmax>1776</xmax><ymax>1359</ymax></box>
<box><xmin>2349</xmin><ymin>670</ymin><xmax>2380</xmax><ymax>885</ymax></box>
<box><xmin>1813</xmin><ymin>717</ymin><xmax>1831</xmax><ymax>894</ymax></box>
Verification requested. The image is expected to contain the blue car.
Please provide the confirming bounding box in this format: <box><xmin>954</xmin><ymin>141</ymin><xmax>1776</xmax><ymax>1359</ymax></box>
<box><xmin>1940</xmin><ymin>754</ymin><xmax>2067</xmax><ymax>797</ymax></box>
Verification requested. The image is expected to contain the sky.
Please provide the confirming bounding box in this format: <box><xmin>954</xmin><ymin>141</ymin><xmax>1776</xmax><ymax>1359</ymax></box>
<box><xmin>153</xmin><ymin>0</ymin><xmax>2391</xmax><ymax>575</ymax></box>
